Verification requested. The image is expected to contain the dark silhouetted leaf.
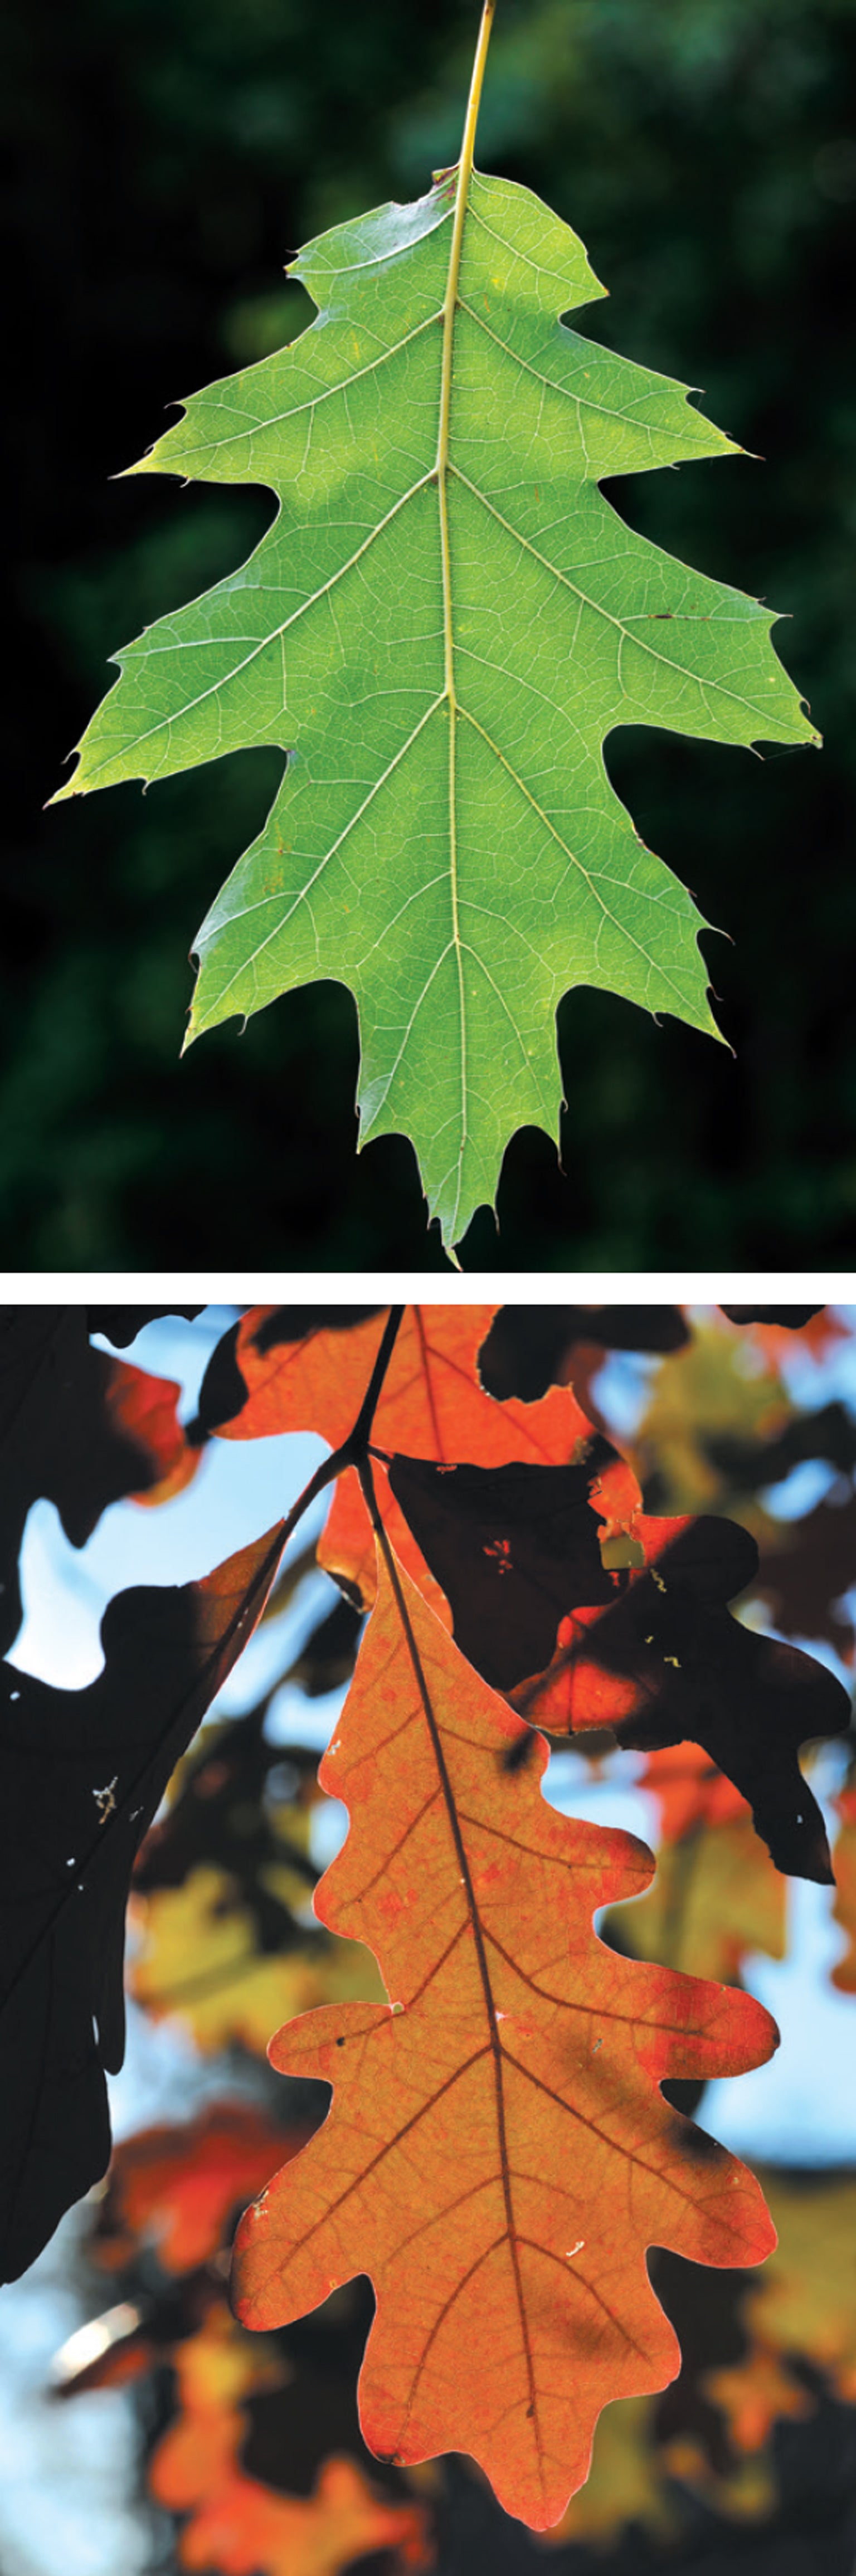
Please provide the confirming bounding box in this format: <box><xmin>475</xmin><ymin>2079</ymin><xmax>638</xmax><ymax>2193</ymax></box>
<box><xmin>756</xmin><ymin>1491</ymin><xmax>856</xmax><ymax>1661</ymax></box>
<box><xmin>388</xmin><ymin>1462</ymin><xmax>848</xmax><ymax>1880</ymax></box>
<box><xmin>519</xmin><ymin>1516</ymin><xmax>850</xmax><ymax>1882</ymax></box>
<box><xmin>190</xmin><ymin>1318</ymin><xmax>250</xmax><ymax>1441</ymax></box>
<box><xmin>283</xmin><ymin>1597</ymin><xmax>364</xmax><ymax>1698</ymax></box>
<box><xmin>387</xmin><ymin>1452</ymin><xmax>615</xmax><ymax>1690</ymax></box>
<box><xmin>252</xmin><ymin>1307</ymin><xmax>385</xmax><ymax>1355</ymax></box>
<box><xmin>134</xmin><ymin>1705</ymin><xmax>320</xmax><ymax>1926</ymax></box>
<box><xmin>718</xmin><ymin>1309</ymin><xmax>824</xmax><ymax>1330</ymax></box>
<box><xmin>478</xmin><ymin>1306</ymin><xmax>689</xmax><ymax>1404</ymax></box>
<box><xmin>0</xmin><ymin>1523</ymin><xmax>285</xmax><ymax>2282</ymax></box>
<box><xmin>0</xmin><ymin>1307</ymin><xmax>200</xmax><ymax>1654</ymax></box>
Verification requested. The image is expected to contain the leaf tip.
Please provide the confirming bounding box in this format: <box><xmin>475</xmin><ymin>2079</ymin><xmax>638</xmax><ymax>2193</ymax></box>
<box><xmin>114</xmin><ymin>446</ymin><xmax>161</xmax><ymax>481</ymax></box>
<box><xmin>46</xmin><ymin>757</ymin><xmax>83</xmax><ymax>807</ymax></box>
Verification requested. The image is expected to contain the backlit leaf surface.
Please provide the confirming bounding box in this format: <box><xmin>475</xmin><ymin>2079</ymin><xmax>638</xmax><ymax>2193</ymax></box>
<box><xmin>52</xmin><ymin>145</ymin><xmax>816</xmax><ymax>1246</ymax></box>
<box><xmin>210</xmin><ymin>1303</ymin><xmax>628</xmax><ymax>1618</ymax></box>
<box><xmin>234</xmin><ymin>1550</ymin><xmax>776</xmax><ymax>2530</ymax></box>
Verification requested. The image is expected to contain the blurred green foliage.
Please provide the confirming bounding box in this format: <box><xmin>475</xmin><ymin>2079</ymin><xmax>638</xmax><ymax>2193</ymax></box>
<box><xmin>4</xmin><ymin>0</ymin><xmax>856</xmax><ymax>1264</ymax></box>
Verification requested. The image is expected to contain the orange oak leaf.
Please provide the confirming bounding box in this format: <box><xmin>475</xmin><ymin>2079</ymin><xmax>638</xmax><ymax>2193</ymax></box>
<box><xmin>234</xmin><ymin>1546</ymin><xmax>777</xmax><ymax>2531</ymax></box>
<box><xmin>210</xmin><ymin>1306</ymin><xmax>636</xmax><ymax>1619</ymax></box>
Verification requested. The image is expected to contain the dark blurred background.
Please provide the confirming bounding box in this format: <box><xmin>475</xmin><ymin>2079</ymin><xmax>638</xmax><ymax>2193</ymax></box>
<box><xmin>3</xmin><ymin>0</ymin><xmax>856</xmax><ymax>1269</ymax></box>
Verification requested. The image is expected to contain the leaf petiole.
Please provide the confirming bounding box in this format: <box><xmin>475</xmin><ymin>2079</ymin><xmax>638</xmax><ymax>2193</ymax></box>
<box><xmin>272</xmin><ymin>1305</ymin><xmax>407</xmax><ymax>1552</ymax></box>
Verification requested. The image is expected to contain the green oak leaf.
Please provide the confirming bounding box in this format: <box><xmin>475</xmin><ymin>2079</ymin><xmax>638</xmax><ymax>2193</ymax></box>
<box><xmin>53</xmin><ymin>164</ymin><xmax>817</xmax><ymax>1249</ymax></box>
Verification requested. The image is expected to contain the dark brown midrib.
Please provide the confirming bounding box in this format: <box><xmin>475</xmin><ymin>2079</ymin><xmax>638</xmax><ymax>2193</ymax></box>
<box><xmin>361</xmin><ymin>1458</ymin><xmax>541</xmax><ymax>2459</ymax></box>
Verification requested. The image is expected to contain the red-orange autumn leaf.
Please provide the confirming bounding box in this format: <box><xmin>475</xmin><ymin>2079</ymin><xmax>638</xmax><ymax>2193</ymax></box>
<box><xmin>234</xmin><ymin>1547</ymin><xmax>777</xmax><ymax>2531</ymax></box>
<box><xmin>172</xmin><ymin>2455</ymin><xmax>428</xmax><ymax>2576</ymax></box>
<box><xmin>150</xmin><ymin>2308</ymin><xmax>429</xmax><ymax>2576</ymax></box>
<box><xmin>100</xmin><ymin>2106</ymin><xmax>309</xmax><ymax>2275</ymax></box>
<box><xmin>212</xmin><ymin>1306</ymin><xmax>636</xmax><ymax>1619</ymax></box>
<box><xmin>106</xmin><ymin>1356</ymin><xmax>201</xmax><ymax>1507</ymax></box>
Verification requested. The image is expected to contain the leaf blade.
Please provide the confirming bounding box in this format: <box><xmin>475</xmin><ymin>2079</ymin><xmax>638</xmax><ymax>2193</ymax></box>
<box><xmin>206</xmin><ymin>1301</ymin><xmax>621</xmax><ymax>1618</ymax></box>
<box><xmin>234</xmin><ymin>1548</ymin><xmax>777</xmax><ymax>2529</ymax></box>
<box><xmin>55</xmin><ymin>161</ymin><xmax>818</xmax><ymax>1244</ymax></box>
